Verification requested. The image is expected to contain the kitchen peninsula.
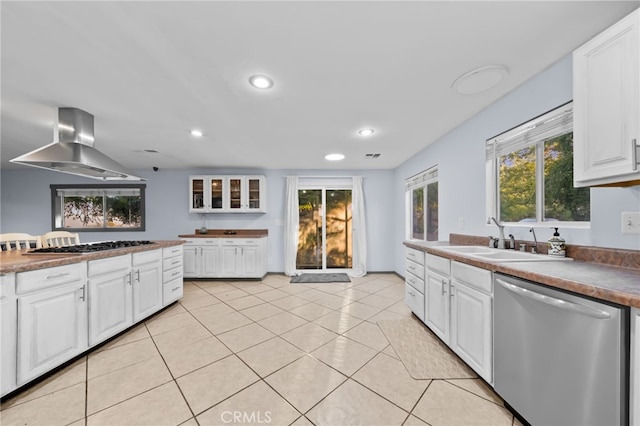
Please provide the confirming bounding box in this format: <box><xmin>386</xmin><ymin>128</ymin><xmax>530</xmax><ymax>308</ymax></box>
<box><xmin>0</xmin><ymin>240</ymin><xmax>184</xmax><ymax>398</ymax></box>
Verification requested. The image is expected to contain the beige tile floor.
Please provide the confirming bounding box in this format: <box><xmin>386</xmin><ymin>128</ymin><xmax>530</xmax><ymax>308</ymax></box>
<box><xmin>0</xmin><ymin>273</ymin><xmax>524</xmax><ymax>426</ymax></box>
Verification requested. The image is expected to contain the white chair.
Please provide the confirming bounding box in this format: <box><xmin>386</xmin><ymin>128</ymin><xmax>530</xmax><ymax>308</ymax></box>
<box><xmin>41</xmin><ymin>231</ymin><xmax>80</xmax><ymax>248</ymax></box>
<box><xmin>0</xmin><ymin>233</ymin><xmax>42</xmax><ymax>251</ymax></box>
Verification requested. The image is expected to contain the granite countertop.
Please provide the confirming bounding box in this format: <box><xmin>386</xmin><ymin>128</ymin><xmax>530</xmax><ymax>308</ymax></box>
<box><xmin>404</xmin><ymin>240</ymin><xmax>640</xmax><ymax>309</ymax></box>
<box><xmin>0</xmin><ymin>240</ymin><xmax>184</xmax><ymax>274</ymax></box>
<box><xmin>178</xmin><ymin>229</ymin><xmax>268</xmax><ymax>238</ymax></box>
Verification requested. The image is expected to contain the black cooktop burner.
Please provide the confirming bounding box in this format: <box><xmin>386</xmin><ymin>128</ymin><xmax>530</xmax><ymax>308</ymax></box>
<box><xmin>29</xmin><ymin>240</ymin><xmax>155</xmax><ymax>254</ymax></box>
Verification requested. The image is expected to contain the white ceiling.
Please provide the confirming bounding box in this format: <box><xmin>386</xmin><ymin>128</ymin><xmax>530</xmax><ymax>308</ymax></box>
<box><xmin>2</xmin><ymin>1</ymin><xmax>638</xmax><ymax>172</ymax></box>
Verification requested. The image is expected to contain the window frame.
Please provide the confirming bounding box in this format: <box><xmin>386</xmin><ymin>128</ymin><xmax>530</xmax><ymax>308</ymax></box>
<box><xmin>50</xmin><ymin>184</ymin><xmax>146</xmax><ymax>232</ymax></box>
<box><xmin>405</xmin><ymin>166</ymin><xmax>439</xmax><ymax>241</ymax></box>
<box><xmin>485</xmin><ymin>101</ymin><xmax>590</xmax><ymax>228</ymax></box>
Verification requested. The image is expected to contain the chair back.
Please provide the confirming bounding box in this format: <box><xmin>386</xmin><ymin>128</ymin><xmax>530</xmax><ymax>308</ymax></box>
<box><xmin>0</xmin><ymin>233</ymin><xmax>42</xmax><ymax>251</ymax></box>
<box><xmin>41</xmin><ymin>231</ymin><xmax>80</xmax><ymax>248</ymax></box>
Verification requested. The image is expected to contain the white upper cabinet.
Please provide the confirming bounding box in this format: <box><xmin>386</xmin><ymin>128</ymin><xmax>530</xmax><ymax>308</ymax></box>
<box><xmin>189</xmin><ymin>175</ymin><xmax>266</xmax><ymax>213</ymax></box>
<box><xmin>573</xmin><ymin>9</ymin><xmax>640</xmax><ymax>187</ymax></box>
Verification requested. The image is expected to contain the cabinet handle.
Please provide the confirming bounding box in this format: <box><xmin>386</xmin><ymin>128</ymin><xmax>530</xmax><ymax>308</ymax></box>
<box><xmin>441</xmin><ymin>279</ymin><xmax>447</xmax><ymax>295</ymax></box>
<box><xmin>78</xmin><ymin>285</ymin><xmax>86</xmax><ymax>301</ymax></box>
<box><xmin>171</xmin><ymin>271</ymin><xmax>180</xmax><ymax>277</ymax></box>
<box><xmin>409</xmin><ymin>265</ymin><xmax>415</xmax><ymax>271</ymax></box>
<box><xmin>172</xmin><ymin>260</ymin><xmax>180</xmax><ymax>265</ymax></box>
<box><xmin>450</xmin><ymin>285</ymin><xmax>455</xmax><ymax>298</ymax></box>
<box><xmin>135</xmin><ymin>270</ymin><xmax>140</xmax><ymax>282</ymax></box>
<box><xmin>126</xmin><ymin>272</ymin><xmax>132</xmax><ymax>286</ymax></box>
<box><xmin>408</xmin><ymin>290</ymin><xmax>415</xmax><ymax>296</ymax></box>
<box><xmin>46</xmin><ymin>272</ymin><xmax>70</xmax><ymax>280</ymax></box>
<box><xmin>172</xmin><ymin>286</ymin><xmax>180</xmax><ymax>291</ymax></box>
<box><xmin>633</xmin><ymin>138</ymin><xmax>639</xmax><ymax>171</ymax></box>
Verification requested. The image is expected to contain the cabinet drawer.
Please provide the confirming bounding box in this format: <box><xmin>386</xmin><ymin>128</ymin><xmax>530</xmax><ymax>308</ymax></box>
<box><xmin>425</xmin><ymin>253</ymin><xmax>450</xmax><ymax>276</ymax></box>
<box><xmin>162</xmin><ymin>245</ymin><xmax>183</xmax><ymax>259</ymax></box>
<box><xmin>405</xmin><ymin>283</ymin><xmax>425</xmax><ymax>321</ymax></box>
<box><xmin>163</xmin><ymin>267</ymin><xmax>183</xmax><ymax>284</ymax></box>
<box><xmin>405</xmin><ymin>259</ymin><xmax>425</xmax><ymax>280</ymax></box>
<box><xmin>451</xmin><ymin>261</ymin><xmax>492</xmax><ymax>294</ymax></box>
<box><xmin>163</xmin><ymin>256</ymin><xmax>183</xmax><ymax>272</ymax></box>
<box><xmin>163</xmin><ymin>277</ymin><xmax>183</xmax><ymax>305</ymax></box>
<box><xmin>405</xmin><ymin>271</ymin><xmax>425</xmax><ymax>294</ymax></box>
<box><xmin>221</xmin><ymin>239</ymin><xmax>259</xmax><ymax>246</ymax></box>
<box><xmin>88</xmin><ymin>254</ymin><xmax>131</xmax><ymax>278</ymax></box>
<box><xmin>132</xmin><ymin>249</ymin><xmax>162</xmax><ymax>266</ymax></box>
<box><xmin>406</xmin><ymin>247</ymin><xmax>425</xmax><ymax>265</ymax></box>
<box><xmin>17</xmin><ymin>263</ymin><xmax>85</xmax><ymax>294</ymax></box>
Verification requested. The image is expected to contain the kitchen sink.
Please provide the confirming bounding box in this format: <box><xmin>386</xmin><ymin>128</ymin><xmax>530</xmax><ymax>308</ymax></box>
<box><xmin>437</xmin><ymin>246</ymin><xmax>572</xmax><ymax>262</ymax></box>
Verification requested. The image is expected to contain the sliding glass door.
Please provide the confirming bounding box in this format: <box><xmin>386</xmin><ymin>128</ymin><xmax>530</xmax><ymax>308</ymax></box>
<box><xmin>296</xmin><ymin>188</ymin><xmax>352</xmax><ymax>271</ymax></box>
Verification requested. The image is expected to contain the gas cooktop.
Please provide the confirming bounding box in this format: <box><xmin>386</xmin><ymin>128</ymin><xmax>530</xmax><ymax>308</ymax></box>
<box><xmin>27</xmin><ymin>240</ymin><xmax>155</xmax><ymax>254</ymax></box>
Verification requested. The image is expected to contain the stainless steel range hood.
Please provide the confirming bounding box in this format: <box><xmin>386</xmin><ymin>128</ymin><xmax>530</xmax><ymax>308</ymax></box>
<box><xmin>10</xmin><ymin>107</ymin><xmax>145</xmax><ymax>181</ymax></box>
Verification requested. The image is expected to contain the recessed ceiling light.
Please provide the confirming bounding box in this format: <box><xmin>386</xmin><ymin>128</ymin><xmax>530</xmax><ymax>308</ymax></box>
<box><xmin>452</xmin><ymin>65</ymin><xmax>509</xmax><ymax>95</ymax></box>
<box><xmin>190</xmin><ymin>129</ymin><xmax>203</xmax><ymax>137</ymax></box>
<box><xmin>249</xmin><ymin>75</ymin><xmax>274</xmax><ymax>89</ymax></box>
<box><xmin>325</xmin><ymin>153</ymin><xmax>345</xmax><ymax>161</ymax></box>
<box><xmin>358</xmin><ymin>128</ymin><xmax>375</xmax><ymax>137</ymax></box>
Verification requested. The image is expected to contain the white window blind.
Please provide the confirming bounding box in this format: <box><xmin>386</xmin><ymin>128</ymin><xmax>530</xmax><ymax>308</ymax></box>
<box><xmin>405</xmin><ymin>166</ymin><xmax>438</xmax><ymax>191</ymax></box>
<box><xmin>486</xmin><ymin>102</ymin><xmax>573</xmax><ymax>160</ymax></box>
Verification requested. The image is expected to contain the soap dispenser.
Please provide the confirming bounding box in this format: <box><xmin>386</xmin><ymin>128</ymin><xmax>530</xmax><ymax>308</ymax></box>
<box><xmin>547</xmin><ymin>228</ymin><xmax>566</xmax><ymax>257</ymax></box>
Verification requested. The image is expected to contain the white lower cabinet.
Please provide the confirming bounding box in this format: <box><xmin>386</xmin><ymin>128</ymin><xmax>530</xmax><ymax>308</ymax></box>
<box><xmin>16</xmin><ymin>264</ymin><xmax>88</xmax><ymax>386</ymax></box>
<box><xmin>424</xmin><ymin>253</ymin><xmax>451</xmax><ymax>342</ymax></box>
<box><xmin>450</xmin><ymin>261</ymin><xmax>493</xmax><ymax>384</ymax></box>
<box><xmin>162</xmin><ymin>245</ymin><xmax>184</xmax><ymax>305</ymax></box>
<box><xmin>132</xmin><ymin>250</ymin><xmax>162</xmax><ymax>322</ymax></box>
<box><xmin>632</xmin><ymin>307</ymin><xmax>640</xmax><ymax>426</ymax></box>
<box><xmin>182</xmin><ymin>237</ymin><xmax>267</xmax><ymax>278</ymax></box>
<box><xmin>422</xmin><ymin>252</ymin><xmax>494</xmax><ymax>384</ymax></box>
<box><xmin>404</xmin><ymin>248</ymin><xmax>425</xmax><ymax>321</ymax></box>
<box><xmin>1</xmin><ymin>273</ymin><xmax>17</xmax><ymax>396</ymax></box>
<box><xmin>182</xmin><ymin>239</ymin><xmax>220</xmax><ymax>278</ymax></box>
<box><xmin>88</xmin><ymin>255</ymin><xmax>133</xmax><ymax>346</ymax></box>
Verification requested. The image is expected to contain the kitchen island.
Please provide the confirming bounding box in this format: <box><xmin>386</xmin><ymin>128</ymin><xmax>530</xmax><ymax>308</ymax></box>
<box><xmin>0</xmin><ymin>240</ymin><xmax>184</xmax><ymax>398</ymax></box>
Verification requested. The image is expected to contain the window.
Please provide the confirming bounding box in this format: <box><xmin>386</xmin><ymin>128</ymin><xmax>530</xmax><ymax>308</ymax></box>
<box><xmin>486</xmin><ymin>102</ymin><xmax>590</xmax><ymax>225</ymax></box>
<box><xmin>51</xmin><ymin>184</ymin><xmax>145</xmax><ymax>231</ymax></box>
<box><xmin>406</xmin><ymin>167</ymin><xmax>438</xmax><ymax>241</ymax></box>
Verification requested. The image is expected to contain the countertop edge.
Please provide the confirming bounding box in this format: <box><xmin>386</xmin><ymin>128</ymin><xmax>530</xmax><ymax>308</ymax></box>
<box><xmin>0</xmin><ymin>240</ymin><xmax>184</xmax><ymax>274</ymax></box>
<box><xmin>404</xmin><ymin>241</ymin><xmax>640</xmax><ymax>309</ymax></box>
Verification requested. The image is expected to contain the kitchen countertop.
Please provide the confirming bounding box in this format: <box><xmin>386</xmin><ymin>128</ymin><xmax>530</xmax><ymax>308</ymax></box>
<box><xmin>0</xmin><ymin>240</ymin><xmax>184</xmax><ymax>274</ymax></box>
<box><xmin>178</xmin><ymin>229</ymin><xmax>268</xmax><ymax>238</ymax></box>
<box><xmin>404</xmin><ymin>240</ymin><xmax>640</xmax><ymax>309</ymax></box>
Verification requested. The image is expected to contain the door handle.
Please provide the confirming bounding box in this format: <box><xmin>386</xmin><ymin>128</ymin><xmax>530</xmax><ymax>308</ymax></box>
<box><xmin>496</xmin><ymin>278</ymin><xmax>611</xmax><ymax>319</ymax></box>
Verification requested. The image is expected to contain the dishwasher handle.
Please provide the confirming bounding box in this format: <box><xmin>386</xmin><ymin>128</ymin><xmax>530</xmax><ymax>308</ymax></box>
<box><xmin>496</xmin><ymin>278</ymin><xmax>611</xmax><ymax>319</ymax></box>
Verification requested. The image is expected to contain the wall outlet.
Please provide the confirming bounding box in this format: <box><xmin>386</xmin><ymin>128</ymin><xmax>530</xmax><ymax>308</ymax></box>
<box><xmin>621</xmin><ymin>211</ymin><xmax>640</xmax><ymax>234</ymax></box>
<box><xmin>458</xmin><ymin>217</ymin><xmax>464</xmax><ymax>229</ymax></box>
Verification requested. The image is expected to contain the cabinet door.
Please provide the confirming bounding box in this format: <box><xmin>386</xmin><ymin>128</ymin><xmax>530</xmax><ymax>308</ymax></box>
<box><xmin>632</xmin><ymin>307</ymin><xmax>640</xmax><ymax>426</ymax></box>
<box><xmin>221</xmin><ymin>246</ymin><xmax>240</xmax><ymax>276</ymax></box>
<box><xmin>244</xmin><ymin>176</ymin><xmax>266</xmax><ymax>212</ymax></box>
<box><xmin>573</xmin><ymin>9</ymin><xmax>640</xmax><ymax>186</ymax></box>
<box><xmin>240</xmin><ymin>245</ymin><xmax>261</xmax><ymax>276</ymax></box>
<box><xmin>88</xmin><ymin>271</ymin><xmax>133</xmax><ymax>346</ymax></box>
<box><xmin>189</xmin><ymin>176</ymin><xmax>207</xmax><ymax>212</ymax></box>
<box><xmin>1</xmin><ymin>274</ymin><xmax>17</xmax><ymax>396</ymax></box>
<box><xmin>209</xmin><ymin>177</ymin><xmax>224</xmax><ymax>211</ymax></box>
<box><xmin>17</xmin><ymin>281</ymin><xmax>88</xmax><ymax>385</ymax></box>
<box><xmin>202</xmin><ymin>246</ymin><xmax>220</xmax><ymax>277</ymax></box>
<box><xmin>450</xmin><ymin>281</ymin><xmax>493</xmax><ymax>383</ymax></box>
<box><xmin>228</xmin><ymin>177</ymin><xmax>243</xmax><ymax>211</ymax></box>
<box><xmin>183</xmin><ymin>246</ymin><xmax>200</xmax><ymax>278</ymax></box>
<box><xmin>424</xmin><ymin>269</ymin><xmax>449</xmax><ymax>343</ymax></box>
<box><xmin>132</xmin><ymin>261</ymin><xmax>162</xmax><ymax>322</ymax></box>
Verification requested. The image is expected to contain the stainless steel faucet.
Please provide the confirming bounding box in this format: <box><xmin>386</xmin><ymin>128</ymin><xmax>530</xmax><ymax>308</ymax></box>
<box><xmin>529</xmin><ymin>227</ymin><xmax>538</xmax><ymax>253</ymax></box>
<box><xmin>489</xmin><ymin>217</ymin><xmax>506</xmax><ymax>249</ymax></box>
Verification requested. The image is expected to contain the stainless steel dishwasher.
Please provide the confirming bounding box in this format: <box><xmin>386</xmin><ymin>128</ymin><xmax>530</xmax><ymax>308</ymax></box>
<box><xmin>494</xmin><ymin>273</ymin><xmax>628</xmax><ymax>426</ymax></box>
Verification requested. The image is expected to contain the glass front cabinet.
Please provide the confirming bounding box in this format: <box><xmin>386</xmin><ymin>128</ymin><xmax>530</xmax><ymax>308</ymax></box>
<box><xmin>189</xmin><ymin>175</ymin><xmax>266</xmax><ymax>213</ymax></box>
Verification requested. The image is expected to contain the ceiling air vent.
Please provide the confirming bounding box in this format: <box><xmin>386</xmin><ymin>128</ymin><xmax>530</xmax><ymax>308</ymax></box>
<box><xmin>365</xmin><ymin>153</ymin><xmax>381</xmax><ymax>159</ymax></box>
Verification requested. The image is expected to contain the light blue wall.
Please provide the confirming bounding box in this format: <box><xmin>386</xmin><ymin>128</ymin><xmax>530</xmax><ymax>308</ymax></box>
<box><xmin>3</xmin><ymin>55</ymin><xmax>639</xmax><ymax>276</ymax></box>
<box><xmin>0</xmin><ymin>167</ymin><xmax>395</xmax><ymax>273</ymax></box>
<box><xmin>393</xmin><ymin>54</ymin><xmax>640</xmax><ymax>275</ymax></box>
